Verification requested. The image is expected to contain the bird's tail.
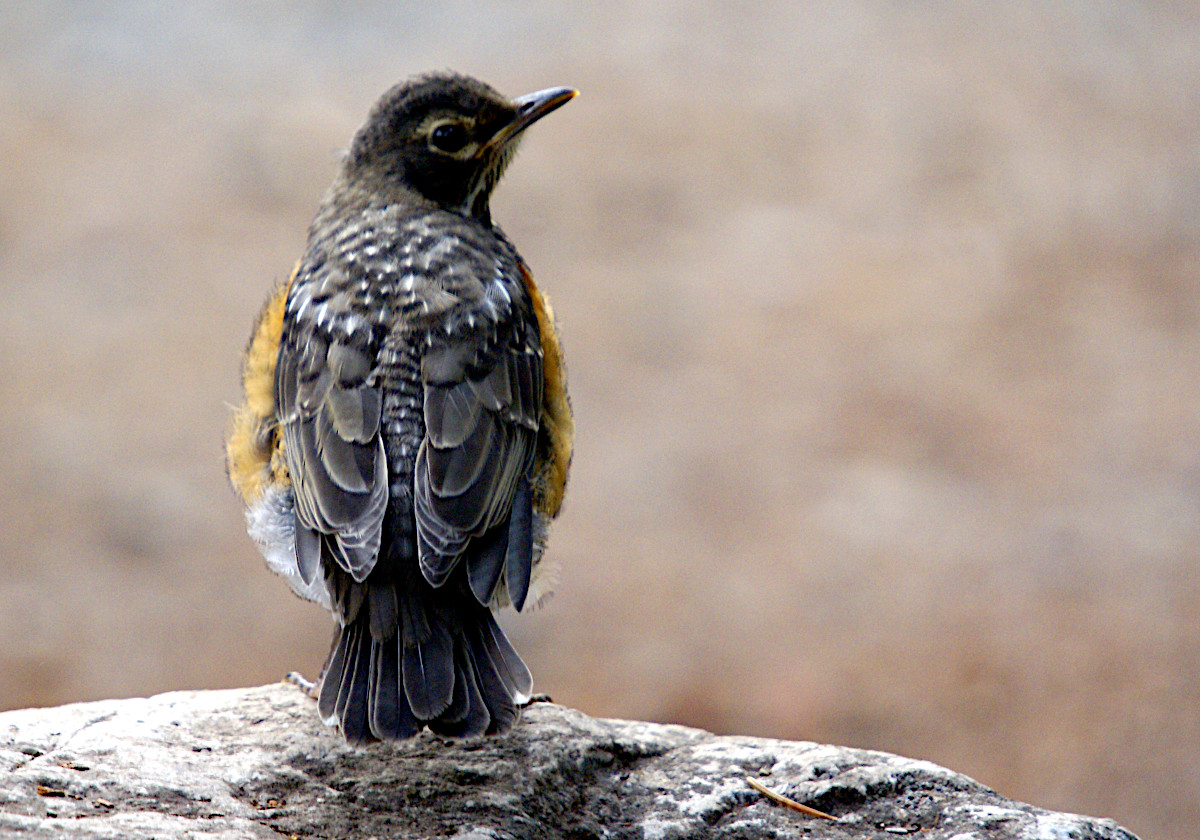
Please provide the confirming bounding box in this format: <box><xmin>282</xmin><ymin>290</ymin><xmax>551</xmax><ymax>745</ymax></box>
<box><xmin>316</xmin><ymin>575</ymin><xmax>533</xmax><ymax>743</ymax></box>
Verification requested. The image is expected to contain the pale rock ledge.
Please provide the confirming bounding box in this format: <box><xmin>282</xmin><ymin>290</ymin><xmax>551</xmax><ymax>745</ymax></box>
<box><xmin>0</xmin><ymin>682</ymin><xmax>1139</xmax><ymax>839</ymax></box>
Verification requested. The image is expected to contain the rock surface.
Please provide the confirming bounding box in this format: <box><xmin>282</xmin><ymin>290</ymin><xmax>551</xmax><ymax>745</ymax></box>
<box><xmin>0</xmin><ymin>683</ymin><xmax>1138</xmax><ymax>839</ymax></box>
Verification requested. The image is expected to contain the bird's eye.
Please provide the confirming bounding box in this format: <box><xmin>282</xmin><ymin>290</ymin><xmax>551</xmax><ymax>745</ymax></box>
<box><xmin>428</xmin><ymin>121</ymin><xmax>470</xmax><ymax>154</ymax></box>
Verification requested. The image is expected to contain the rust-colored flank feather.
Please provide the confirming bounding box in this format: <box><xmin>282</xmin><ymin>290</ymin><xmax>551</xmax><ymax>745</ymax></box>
<box><xmin>521</xmin><ymin>263</ymin><xmax>573</xmax><ymax>521</ymax></box>
<box><xmin>226</xmin><ymin>267</ymin><xmax>295</xmax><ymax>506</ymax></box>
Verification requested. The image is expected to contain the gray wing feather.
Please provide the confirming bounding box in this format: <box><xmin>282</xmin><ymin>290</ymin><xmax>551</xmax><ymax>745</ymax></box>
<box><xmin>279</xmin><ymin>333</ymin><xmax>388</xmax><ymax>584</ymax></box>
<box><xmin>415</xmin><ymin>323</ymin><xmax>542</xmax><ymax>593</ymax></box>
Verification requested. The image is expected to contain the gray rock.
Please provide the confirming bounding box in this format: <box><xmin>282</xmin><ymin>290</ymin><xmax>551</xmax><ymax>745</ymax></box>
<box><xmin>0</xmin><ymin>683</ymin><xmax>1139</xmax><ymax>839</ymax></box>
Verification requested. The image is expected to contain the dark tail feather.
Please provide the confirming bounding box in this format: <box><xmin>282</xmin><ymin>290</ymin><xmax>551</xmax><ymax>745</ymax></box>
<box><xmin>369</xmin><ymin>633</ymin><xmax>420</xmax><ymax>739</ymax></box>
<box><xmin>317</xmin><ymin>576</ymin><xmax>533</xmax><ymax>741</ymax></box>
<box><xmin>427</xmin><ymin>639</ymin><xmax>490</xmax><ymax>738</ymax></box>
<box><xmin>317</xmin><ymin>622</ymin><xmax>351</xmax><ymax>723</ymax></box>
<box><xmin>476</xmin><ymin>610</ymin><xmax>534</xmax><ymax>702</ymax></box>
<box><xmin>433</xmin><ymin>638</ymin><xmax>472</xmax><ymax>725</ymax></box>
<box><xmin>316</xmin><ymin>620</ymin><xmax>374</xmax><ymax>744</ymax></box>
<box><xmin>336</xmin><ymin>623</ymin><xmax>373</xmax><ymax>744</ymax></box>
<box><xmin>467</xmin><ymin>631</ymin><xmax>518</xmax><ymax>735</ymax></box>
<box><xmin>402</xmin><ymin>620</ymin><xmax>455</xmax><ymax>719</ymax></box>
<box><xmin>332</xmin><ymin>622</ymin><xmax>360</xmax><ymax>723</ymax></box>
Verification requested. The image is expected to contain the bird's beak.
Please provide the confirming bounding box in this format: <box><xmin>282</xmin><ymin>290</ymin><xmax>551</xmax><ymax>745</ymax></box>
<box><xmin>487</xmin><ymin>86</ymin><xmax>577</xmax><ymax>150</ymax></box>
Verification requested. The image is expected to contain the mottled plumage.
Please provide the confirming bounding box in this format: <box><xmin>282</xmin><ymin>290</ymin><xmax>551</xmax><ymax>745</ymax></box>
<box><xmin>226</xmin><ymin>73</ymin><xmax>574</xmax><ymax>742</ymax></box>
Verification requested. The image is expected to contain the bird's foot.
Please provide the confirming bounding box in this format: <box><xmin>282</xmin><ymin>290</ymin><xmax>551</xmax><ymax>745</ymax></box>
<box><xmin>520</xmin><ymin>693</ymin><xmax>553</xmax><ymax>707</ymax></box>
<box><xmin>284</xmin><ymin>671</ymin><xmax>318</xmax><ymax>698</ymax></box>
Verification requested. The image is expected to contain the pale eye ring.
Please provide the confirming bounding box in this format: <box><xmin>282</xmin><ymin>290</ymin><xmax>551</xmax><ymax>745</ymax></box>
<box><xmin>428</xmin><ymin>121</ymin><xmax>470</xmax><ymax>154</ymax></box>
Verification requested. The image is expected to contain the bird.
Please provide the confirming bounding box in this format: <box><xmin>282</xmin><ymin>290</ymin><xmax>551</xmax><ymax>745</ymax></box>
<box><xmin>225</xmin><ymin>73</ymin><xmax>575</xmax><ymax>743</ymax></box>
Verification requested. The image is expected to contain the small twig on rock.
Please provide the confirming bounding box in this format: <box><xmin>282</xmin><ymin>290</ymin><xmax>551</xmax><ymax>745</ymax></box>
<box><xmin>746</xmin><ymin>777</ymin><xmax>837</xmax><ymax>821</ymax></box>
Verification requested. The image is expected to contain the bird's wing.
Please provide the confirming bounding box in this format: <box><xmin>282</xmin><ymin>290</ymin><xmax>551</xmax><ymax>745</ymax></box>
<box><xmin>276</xmin><ymin>273</ymin><xmax>388</xmax><ymax>587</ymax></box>
<box><xmin>415</xmin><ymin>308</ymin><xmax>543</xmax><ymax>609</ymax></box>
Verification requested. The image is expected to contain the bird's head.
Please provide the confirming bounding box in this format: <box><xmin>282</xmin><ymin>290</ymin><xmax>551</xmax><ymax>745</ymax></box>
<box><xmin>345</xmin><ymin>73</ymin><xmax>576</xmax><ymax>222</ymax></box>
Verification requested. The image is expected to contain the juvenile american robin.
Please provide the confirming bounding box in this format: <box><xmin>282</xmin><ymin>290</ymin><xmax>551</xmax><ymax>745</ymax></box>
<box><xmin>225</xmin><ymin>73</ymin><xmax>575</xmax><ymax>742</ymax></box>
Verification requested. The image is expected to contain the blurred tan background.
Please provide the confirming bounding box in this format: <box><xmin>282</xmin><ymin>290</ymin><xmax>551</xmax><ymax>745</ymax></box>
<box><xmin>2</xmin><ymin>2</ymin><xmax>1197</xmax><ymax>837</ymax></box>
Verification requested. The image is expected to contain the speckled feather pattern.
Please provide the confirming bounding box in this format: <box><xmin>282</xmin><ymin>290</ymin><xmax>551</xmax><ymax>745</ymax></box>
<box><xmin>225</xmin><ymin>72</ymin><xmax>575</xmax><ymax>742</ymax></box>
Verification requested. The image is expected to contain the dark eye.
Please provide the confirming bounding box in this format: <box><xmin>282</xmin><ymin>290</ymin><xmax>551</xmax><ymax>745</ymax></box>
<box><xmin>428</xmin><ymin>121</ymin><xmax>470</xmax><ymax>154</ymax></box>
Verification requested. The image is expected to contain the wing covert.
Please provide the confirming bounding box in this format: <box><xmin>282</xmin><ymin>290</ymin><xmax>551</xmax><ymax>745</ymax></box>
<box><xmin>277</xmin><ymin>327</ymin><xmax>388</xmax><ymax>584</ymax></box>
<box><xmin>415</xmin><ymin>315</ymin><xmax>542</xmax><ymax>604</ymax></box>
